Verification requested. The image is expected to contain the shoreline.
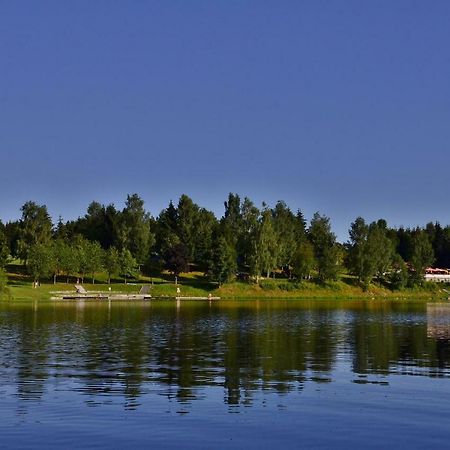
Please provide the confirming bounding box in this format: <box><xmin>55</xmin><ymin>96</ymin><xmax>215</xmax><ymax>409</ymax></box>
<box><xmin>3</xmin><ymin>280</ymin><xmax>448</xmax><ymax>302</ymax></box>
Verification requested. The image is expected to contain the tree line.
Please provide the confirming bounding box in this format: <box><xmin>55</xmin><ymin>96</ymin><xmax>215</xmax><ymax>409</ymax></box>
<box><xmin>0</xmin><ymin>193</ymin><xmax>449</xmax><ymax>289</ymax></box>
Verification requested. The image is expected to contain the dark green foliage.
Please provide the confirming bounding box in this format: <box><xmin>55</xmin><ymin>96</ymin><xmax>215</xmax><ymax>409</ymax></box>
<box><xmin>0</xmin><ymin>223</ymin><xmax>10</xmax><ymax>267</ymax></box>
<box><xmin>292</xmin><ymin>241</ymin><xmax>315</xmax><ymax>279</ymax></box>
<box><xmin>0</xmin><ymin>267</ymin><xmax>9</xmax><ymax>298</ymax></box>
<box><xmin>73</xmin><ymin>235</ymin><xmax>90</xmax><ymax>283</ymax></box>
<box><xmin>119</xmin><ymin>249</ymin><xmax>139</xmax><ymax>283</ymax></box>
<box><xmin>4</xmin><ymin>221</ymin><xmax>21</xmax><ymax>259</ymax></box>
<box><xmin>59</xmin><ymin>242</ymin><xmax>79</xmax><ymax>283</ymax></box>
<box><xmin>164</xmin><ymin>243</ymin><xmax>189</xmax><ymax>277</ymax></box>
<box><xmin>193</xmin><ymin>208</ymin><xmax>216</xmax><ymax>269</ymax></box>
<box><xmin>347</xmin><ymin>218</ymin><xmax>393</xmax><ymax>289</ymax></box>
<box><xmin>388</xmin><ymin>254</ymin><xmax>408</xmax><ymax>290</ymax></box>
<box><xmin>396</xmin><ymin>227</ymin><xmax>414</xmax><ymax>263</ymax></box>
<box><xmin>155</xmin><ymin>200</ymin><xmax>180</xmax><ymax>257</ymax></box>
<box><xmin>210</xmin><ymin>236</ymin><xmax>236</xmax><ymax>285</ymax></box>
<box><xmin>425</xmin><ymin>222</ymin><xmax>450</xmax><ymax>268</ymax></box>
<box><xmin>155</xmin><ymin>195</ymin><xmax>218</xmax><ymax>270</ymax></box>
<box><xmin>308</xmin><ymin>213</ymin><xmax>339</xmax><ymax>282</ymax></box>
<box><xmin>117</xmin><ymin>194</ymin><xmax>154</xmax><ymax>264</ymax></box>
<box><xmin>222</xmin><ymin>193</ymin><xmax>242</xmax><ymax>247</ymax></box>
<box><xmin>369</xmin><ymin>223</ymin><xmax>394</xmax><ymax>279</ymax></box>
<box><xmin>84</xmin><ymin>240</ymin><xmax>104</xmax><ymax>284</ymax></box>
<box><xmin>27</xmin><ymin>243</ymin><xmax>54</xmax><ymax>284</ymax></box>
<box><xmin>18</xmin><ymin>201</ymin><xmax>53</xmax><ymax>263</ymax></box>
<box><xmin>347</xmin><ymin>217</ymin><xmax>372</xmax><ymax>286</ymax></box>
<box><xmin>238</xmin><ymin>197</ymin><xmax>260</xmax><ymax>270</ymax></box>
<box><xmin>73</xmin><ymin>202</ymin><xmax>118</xmax><ymax>249</ymax></box>
<box><xmin>104</xmin><ymin>247</ymin><xmax>120</xmax><ymax>284</ymax></box>
<box><xmin>176</xmin><ymin>194</ymin><xmax>198</xmax><ymax>260</ymax></box>
<box><xmin>50</xmin><ymin>239</ymin><xmax>66</xmax><ymax>284</ymax></box>
<box><xmin>3</xmin><ymin>194</ymin><xmax>450</xmax><ymax>292</ymax></box>
<box><xmin>272</xmin><ymin>201</ymin><xmax>304</xmax><ymax>271</ymax></box>
<box><xmin>409</xmin><ymin>230</ymin><xmax>434</xmax><ymax>285</ymax></box>
<box><xmin>249</xmin><ymin>208</ymin><xmax>278</xmax><ymax>279</ymax></box>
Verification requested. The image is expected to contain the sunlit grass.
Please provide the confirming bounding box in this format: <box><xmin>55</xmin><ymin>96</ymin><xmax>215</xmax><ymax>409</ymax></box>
<box><xmin>2</xmin><ymin>262</ymin><xmax>446</xmax><ymax>301</ymax></box>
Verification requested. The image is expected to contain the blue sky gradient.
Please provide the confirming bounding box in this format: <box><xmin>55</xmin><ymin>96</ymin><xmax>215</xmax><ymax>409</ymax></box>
<box><xmin>1</xmin><ymin>1</ymin><xmax>449</xmax><ymax>240</ymax></box>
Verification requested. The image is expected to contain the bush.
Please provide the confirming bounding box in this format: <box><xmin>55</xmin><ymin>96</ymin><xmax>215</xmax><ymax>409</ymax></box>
<box><xmin>259</xmin><ymin>280</ymin><xmax>275</xmax><ymax>290</ymax></box>
<box><xmin>278</xmin><ymin>282</ymin><xmax>302</xmax><ymax>291</ymax></box>
<box><xmin>0</xmin><ymin>268</ymin><xmax>10</xmax><ymax>299</ymax></box>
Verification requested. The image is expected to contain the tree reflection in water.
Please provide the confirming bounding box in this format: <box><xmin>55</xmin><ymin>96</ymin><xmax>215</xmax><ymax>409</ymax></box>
<box><xmin>0</xmin><ymin>300</ymin><xmax>449</xmax><ymax>410</ymax></box>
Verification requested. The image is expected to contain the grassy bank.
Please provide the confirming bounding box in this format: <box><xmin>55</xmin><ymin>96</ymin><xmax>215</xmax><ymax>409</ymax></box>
<box><xmin>2</xmin><ymin>264</ymin><xmax>448</xmax><ymax>301</ymax></box>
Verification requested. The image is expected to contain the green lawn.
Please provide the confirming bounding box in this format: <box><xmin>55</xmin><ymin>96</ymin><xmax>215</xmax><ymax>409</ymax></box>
<box><xmin>2</xmin><ymin>262</ymin><xmax>447</xmax><ymax>301</ymax></box>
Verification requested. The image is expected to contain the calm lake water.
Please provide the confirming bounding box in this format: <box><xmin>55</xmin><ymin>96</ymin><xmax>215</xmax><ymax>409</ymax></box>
<box><xmin>0</xmin><ymin>299</ymin><xmax>449</xmax><ymax>449</ymax></box>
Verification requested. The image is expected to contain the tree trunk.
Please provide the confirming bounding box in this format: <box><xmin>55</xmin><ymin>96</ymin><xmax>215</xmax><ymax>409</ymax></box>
<box><xmin>92</xmin><ymin>275</ymin><xmax>95</xmax><ymax>284</ymax></box>
<box><xmin>53</xmin><ymin>274</ymin><xmax>57</xmax><ymax>284</ymax></box>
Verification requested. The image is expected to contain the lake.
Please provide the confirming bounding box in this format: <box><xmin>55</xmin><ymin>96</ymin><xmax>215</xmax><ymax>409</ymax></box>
<box><xmin>0</xmin><ymin>299</ymin><xmax>449</xmax><ymax>449</ymax></box>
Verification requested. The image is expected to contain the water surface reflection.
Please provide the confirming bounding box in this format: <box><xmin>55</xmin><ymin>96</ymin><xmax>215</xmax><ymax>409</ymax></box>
<box><xmin>1</xmin><ymin>299</ymin><xmax>449</xmax><ymax>411</ymax></box>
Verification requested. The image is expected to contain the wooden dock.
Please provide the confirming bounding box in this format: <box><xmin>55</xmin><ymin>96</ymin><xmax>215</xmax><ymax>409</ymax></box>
<box><xmin>50</xmin><ymin>292</ymin><xmax>220</xmax><ymax>301</ymax></box>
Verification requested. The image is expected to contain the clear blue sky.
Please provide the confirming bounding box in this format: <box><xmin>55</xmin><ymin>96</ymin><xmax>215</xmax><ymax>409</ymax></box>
<box><xmin>1</xmin><ymin>1</ymin><xmax>450</xmax><ymax>241</ymax></box>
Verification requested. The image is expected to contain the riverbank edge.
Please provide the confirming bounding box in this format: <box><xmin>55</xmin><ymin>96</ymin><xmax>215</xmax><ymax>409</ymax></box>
<box><xmin>3</xmin><ymin>282</ymin><xmax>448</xmax><ymax>302</ymax></box>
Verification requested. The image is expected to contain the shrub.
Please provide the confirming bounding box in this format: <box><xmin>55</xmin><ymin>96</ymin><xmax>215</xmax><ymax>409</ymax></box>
<box><xmin>0</xmin><ymin>268</ymin><xmax>10</xmax><ymax>299</ymax></box>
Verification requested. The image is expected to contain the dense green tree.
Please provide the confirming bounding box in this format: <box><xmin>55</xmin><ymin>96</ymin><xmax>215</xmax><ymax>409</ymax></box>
<box><xmin>0</xmin><ymin>267</ymin><xmax>9</xmax><ymax>298</ymax></box>
<box><xmin>176</xmin><ymin>194</ymin><xmax>199</xmax><ymax>260</ymax></box>
<box><xmin>53</xmin><ymin>216</ymin><xmax>69</xmax><ymax>241</ymax></box>
<box><xmin>49</xmin><ymin>239</ymin><xmax>66</xmax><ymax>284</ymax></box>
<box><xmin>388</xmin><ymin>254</ymin><xmax>408</xmax><ymax>290</ymax></box>
<box><xmin>210</xmin><ymin>236</ymin><xmax>237</xmax><ymax>285</ymax></box>
<box><xmin>272</xmin><ymin>201</ymin><xmax>300</xmax><ymax>271</ymax></box>
<box><xmin>164</xmin><ymin>243</ymin><xmax>189</xmax><ymax>279</ymax></box>
<box><xmin>347</xmin><ymin>217</ymin><xmax>371</xmax><ymax>285</ymax></box>
<box><xmin>4</xmin><ymin>221</ymin><xmax>21</xmax><ymax>259</ymax></box>
<box><xmin>308</xmin><ymin>213</ymin><xmax>339</xmax><ymax>281</ymax></box>
<box><xmin>73</xmin><ymin>236</ymin><xmax>90</xmax><ymax>283</ymax></box>
<box><xmin>117</xmin><ymin>194</ymin><xmax>154</xmax><ymax>264</ymax></box>
<box><xmin>193</xmin><ymin>208</ymin><xmax>217</xmax><ymax>269</ymax></box>
<box><xmin>104</xmin><ymin>247</ymin><xmax>120</xmax><ymax>284</ymax></box>
<box><xmin>409</xmin><ymin>230</ymin><xmax>434</xmax><ymax>284</ymax></box>
<box><xmin>347</xmin><ymin>218</ymin><xmax>394</xmax><ymax>288</ymax></box>
<box><xmin>0</xmin><ymin>223</ymin><xmax>10</xmax><ymax>267</ymax></box>
<box><xmin>425</xmin><ymin>222</ymin><xmax>450</xmax><ymax>268</ymax></box>
<box><xmin>84</xmin><ymin>240</ymin><xmax>104</xmax><ymax>284</ymax></box>
<box><xmin>155</xmin><ymin>200</ymin><xmax>180</xmax><ymax>259</ymax></box>
<box><xmin>292</xmin><ymin>241</ymin><xmax>316</xmax><ymax>279</ymax></box>
<box><xmin>258</xmin><ymin>208</ymin><xmax>279</xmax><ymax>278</ymax></box>
<box><xmin>119</xmin><ymin>249</ymin><xmax>139</xmax><ymax>284</ymax></box>
<box><xmin>4</xmin><ymin>193</ymin><xmax>450</xmax><ymax>292</ymax></box>
<box><xmin>396</xmin><ymin>227</ymin><xmax>414</xmax><ymax>263</ymax></box>
<box><xmin>238</xmin><ymin>197</ymin><xmax>259</xmax><ymax>270</ymax></box>
<box><xmin>319</xmin><ymin>245</ymin><xmax>341</xmax><ymax>281</ymax></box>
<box><xmin>27</xmin><ymin>243</ymin><xmax>54</xmax><ymax>285</ymax></box>
<box><xmin>59</xmin><ymin>242</ymin><xmax>79</xmax><ymax>283</ymax></box>
<box><xmin>75</xmin><ymin>201</ymin><xmax>118</xmax><ymax>249</ymax></box>
<box><xmin>222</xmin><ymin>193</ymin><xmax>242</xmax><ymax>245</ymax></box>
<box><xmin>368</xmin><ymin>223</ymin><xmax>393</xmax><ymax>279</ymax></box>
<box><xmin>18</xmin><ymin>201</ymin><xmax>53</xmax><ymax>263</ymax></box>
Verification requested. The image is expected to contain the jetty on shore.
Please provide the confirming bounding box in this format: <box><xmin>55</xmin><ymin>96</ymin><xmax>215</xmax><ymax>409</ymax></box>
<box><xmin>50</xmin><ymin>285</ymin><xmax>220</xmax><ymax>302</ymax></box>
